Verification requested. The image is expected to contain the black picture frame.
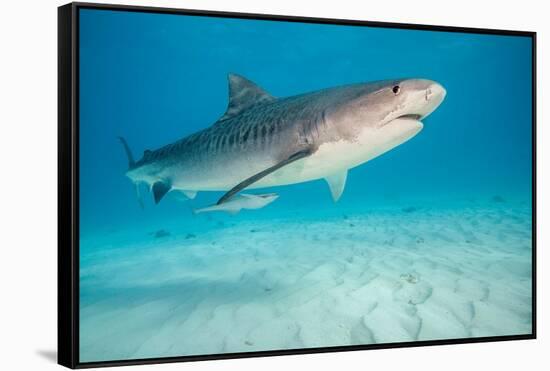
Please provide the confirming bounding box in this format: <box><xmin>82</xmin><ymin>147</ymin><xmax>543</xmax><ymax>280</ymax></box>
<box><xmin>58</xmin><ymin>2</ymin><xmax>537</xmax><ymax>369</ymax></box>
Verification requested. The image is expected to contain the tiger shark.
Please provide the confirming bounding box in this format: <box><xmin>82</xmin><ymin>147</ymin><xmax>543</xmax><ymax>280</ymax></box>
<box><xmin>119</xmin><ymin>74</ymin><xmax>446</xmax><ymax>206</ymax></box>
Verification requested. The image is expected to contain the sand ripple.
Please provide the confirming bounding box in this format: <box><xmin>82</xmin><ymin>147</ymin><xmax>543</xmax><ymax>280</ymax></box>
<box><xmin>79</xmin><ymin>203</ymin><xmax>532</xmax><ymax>361</ymax></box>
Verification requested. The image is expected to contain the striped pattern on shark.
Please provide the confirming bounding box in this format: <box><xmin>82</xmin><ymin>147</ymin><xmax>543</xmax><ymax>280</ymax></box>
<box><xmin>120</xmin><ymin>73</ymin><xmax>446</xmax><ymax>206</ymax></box>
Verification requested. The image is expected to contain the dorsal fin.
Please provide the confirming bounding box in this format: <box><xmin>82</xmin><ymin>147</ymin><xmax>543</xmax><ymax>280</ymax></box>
<box><xmin>219</xmin><ymin>73</ymin><xmax>276</xmax><ymax>121</ymax></box>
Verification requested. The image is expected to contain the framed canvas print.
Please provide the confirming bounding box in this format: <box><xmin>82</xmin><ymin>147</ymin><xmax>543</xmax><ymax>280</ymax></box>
<box><xmin>58</xmin><ymin>2</ymin><xmax>536</xmax><ymax>368</ymax></box>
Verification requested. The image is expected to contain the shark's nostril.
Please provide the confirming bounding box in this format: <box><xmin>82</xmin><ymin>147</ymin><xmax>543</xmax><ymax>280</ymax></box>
<box><xmin>425</xmin><ymin>88</ymin><xmax>432</xmax><ymax>101</ymax></box>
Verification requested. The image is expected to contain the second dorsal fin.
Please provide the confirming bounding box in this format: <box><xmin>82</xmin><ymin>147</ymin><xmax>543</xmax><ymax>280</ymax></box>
<box><xmin>219</xmin><ymin>73</ymin><xmax>276</xmax><ymax>121</ymax></box>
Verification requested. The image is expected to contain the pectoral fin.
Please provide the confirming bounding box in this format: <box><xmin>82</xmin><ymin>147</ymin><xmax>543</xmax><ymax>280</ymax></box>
<box><xmin>325</xmin><ymin>170</ymin><xmax>347</xmax><ymax>202</ymax></box>
<box><xmin>217</xmin><ymin>148</ymin><xmax>313</xmax><ymax>205</ymax></box>
<box><xmin>152</xmin><ymin>181</ymin><xmax>171</xmax><ymax>204</ymax></box>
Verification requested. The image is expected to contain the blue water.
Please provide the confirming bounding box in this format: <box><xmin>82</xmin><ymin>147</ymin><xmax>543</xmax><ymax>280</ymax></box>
<box><xmin>78</xmin><ymin>8</ymin><xmax>533</xmax><ymax>362</ymax></box>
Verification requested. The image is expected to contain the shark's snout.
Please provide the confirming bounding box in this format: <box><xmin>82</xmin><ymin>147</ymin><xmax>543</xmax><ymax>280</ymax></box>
<box><xmin>425</xmin><ymin>82</ymin><xmax>446</xmax><ymax>103</ymax></box>
<box><xmin>405</xmin><ymin>80</ymin><xmax>446</xmax><ymax>120</ymax></box>
<box><xmin>420</xmin><ymin>82</ymin><xmax>446</xmax><ymax>119</ymax></box>
<box><xmin>426</xmin><ymin>83</ymin><xmax>447</xmax><ymax>100</ymax></box>
<box><xmin>374</xmin><ymin>79</ymin><xmax>445</xmax><ymax>136</ymax></box>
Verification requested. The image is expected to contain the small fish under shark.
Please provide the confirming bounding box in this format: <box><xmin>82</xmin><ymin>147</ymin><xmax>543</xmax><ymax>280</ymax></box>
<box><xmin>119</xmin><ymin>74</ymin><xmax>446</xmax><ymax>211</ymax></box>
<box><xmin>193</xmin><ymin>193</ymin><xmax>279</xmax><ymax>215</ymax></box>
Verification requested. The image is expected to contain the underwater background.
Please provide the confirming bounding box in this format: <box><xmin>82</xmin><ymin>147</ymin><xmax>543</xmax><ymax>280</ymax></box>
<box><xmin>78</xmin><ymin>8</ymin><xmax>533</xmax><ymax>362</ymax></box>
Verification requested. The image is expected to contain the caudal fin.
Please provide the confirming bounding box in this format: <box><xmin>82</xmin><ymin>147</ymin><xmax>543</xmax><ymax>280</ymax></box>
<box><xmin>118</xmin><ymin>136</ymin><xmax>136</xmax><ymax>169</ymax></box>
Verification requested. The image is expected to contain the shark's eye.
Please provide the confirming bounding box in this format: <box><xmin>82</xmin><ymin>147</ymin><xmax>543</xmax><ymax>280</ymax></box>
<box><xmin>392</xmin><ymin>85</ymin><xmax>401</xmax><ymax>95</ymax></box>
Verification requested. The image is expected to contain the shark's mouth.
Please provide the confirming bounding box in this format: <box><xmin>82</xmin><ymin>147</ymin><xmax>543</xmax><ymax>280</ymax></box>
<box><xmin>381</xmin><ymin>113</ymin><xmax>423</xmax><ymax>128</ymax></box>
<box><xmin>397</xmin><ymin>114</ymin><xmax>422</xmax><ymax>120</ymax></box>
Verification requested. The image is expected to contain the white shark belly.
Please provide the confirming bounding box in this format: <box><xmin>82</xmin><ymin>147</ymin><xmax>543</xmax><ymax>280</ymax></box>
<box><xmin>251</xmin><ymin>118</ymin><xmax>423</xmax><ymax>188</ymax></box>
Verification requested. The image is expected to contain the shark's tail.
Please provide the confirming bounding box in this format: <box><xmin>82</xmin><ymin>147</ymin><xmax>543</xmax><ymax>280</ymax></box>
<box><xmin>118</xmin><ymin>136</ymin><xmax>135</xmax><ymax>169</ymax></box>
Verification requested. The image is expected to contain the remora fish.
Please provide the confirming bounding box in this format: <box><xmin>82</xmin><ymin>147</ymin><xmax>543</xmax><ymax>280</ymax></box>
<box><xmin>193</xmin><ymin>193</ymin><xmax>279</xmax><ymax>215</ymax></box>
<box><xmin>119</xmin><ymin>74</ymin><xmax>446</xmax><ymax>205</ymax></box>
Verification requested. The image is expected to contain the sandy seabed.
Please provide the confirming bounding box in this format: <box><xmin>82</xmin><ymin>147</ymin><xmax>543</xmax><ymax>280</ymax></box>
<box><xmin>79</xmin><ymin>202</ymin><xmax>532</xmax><ymax>362</ymax></box>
